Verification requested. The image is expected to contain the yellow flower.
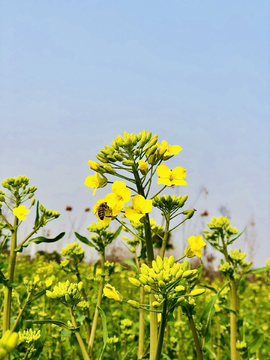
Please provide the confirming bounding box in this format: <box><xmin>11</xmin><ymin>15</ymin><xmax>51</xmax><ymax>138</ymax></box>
<box><xmin>157</xmin><ymin>140</ymin><xmax>182</xmax><ymax>157</ymax></box>
<box><xmin>156</xmin><ymin>164</ymin><xmax>187</xmax><ymax>186</ymax></box>
<box><xmin>138</xmin><ymin>160</ymin><xmax>148</xmax><ymax>175</ymax></box>
<box><xmin>93</xmin><ymin>198</ymin><xmax>114</xmax><ymax>225</ymax></box>
<box><xmin>13</xmin><ymin>205</ymin><xmax>30</xmax><ymax>221</ymax></box>
<box><xmin>184</xmin><ymin>235</ymin><xmax>206</xmax><ymax>258</ymax></box>
<box><xmin>88</xmin><ymin>160</ymin><xmax>99</xmax><ymax>171</ymax></box>
<box><xmin>103</xmin><ymin>284</ymin><xmax>123</xmax><ymax>302</ymax></box>
<box><xmin>104</xmin><ymin>181</ymin><xmax>131</xmax><ymax>213</ymax></box>
<box><xmin>84</xmin><ymin>172</ymin><xmax>107</xmax><ymax>195</ymax></box>
<box><xmin>125</xmin><ymin>195</ymin><xmax>152</xmax><ymax>223</ymax></box>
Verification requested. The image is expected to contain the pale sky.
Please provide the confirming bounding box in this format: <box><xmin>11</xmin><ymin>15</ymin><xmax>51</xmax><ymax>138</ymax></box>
<box><xmin>1</xmin><ymin>1</ymin><xmax>269</xmax><ymax>266</ymax></box>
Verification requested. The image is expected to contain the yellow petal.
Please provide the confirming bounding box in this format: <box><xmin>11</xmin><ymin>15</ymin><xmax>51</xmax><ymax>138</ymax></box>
<box><xmin>132</xmin><ymin>195</ymin><xmax>146</xmax><ymax>209</ymax></box>
<box><xmin>156</xmin><ymin>164</ymin><xmax>171</xmax><ymax>178</ymax></box>
<box><xmin>142</xmin><ymin>199</ymin><xmax>152</xmax><ymax>214</ymax></box>
<box><xmin>172</xmin><ymin>167</ymin><xmax>186</xmax><ymax>179</ymax></box>
<box><xmin>172</xmin><ymin>179</ymin><xmax>187</xmax><ymax>186</ymax></box>
<box><xmin>125</xmin><ymin>208</ymin><xmax>144</xmax><ymax>223</ymax></box>
<box><xmin>169</xmin><ymin>145</ymin><xmax>182</xmax><ymax>155</ymax></box>
<box><xmin>157</xmin><ymin>178</ymin><xmax>172</xmax><ymax>186</ymax></box>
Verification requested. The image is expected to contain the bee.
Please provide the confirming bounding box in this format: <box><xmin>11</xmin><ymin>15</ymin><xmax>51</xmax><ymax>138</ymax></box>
<box><xmin>95</xmin><ymin>202</ymin><xmax>113</xmax><ymax>220</ymax></box>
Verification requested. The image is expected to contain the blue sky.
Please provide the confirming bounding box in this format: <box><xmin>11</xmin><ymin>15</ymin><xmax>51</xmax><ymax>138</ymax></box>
<box><xmin>1</xmin><ymin>1</ymin><xmax>269</xmax><ymax>265</ymax></box>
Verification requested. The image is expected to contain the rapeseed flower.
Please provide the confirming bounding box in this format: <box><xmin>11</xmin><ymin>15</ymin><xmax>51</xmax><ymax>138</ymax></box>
<box><xmin>157</xmin><ymin>140</ymin><xmax>182</xmax><ymax>157</ymax></box>
<box><xmin>184</xmin><ymin>235</ymin><xmax>206</xmax><ymax>258</ymax></box>
<box><xmin>125</xmin><ymin>195</ymin><xmax>152</xmax><ymax>222</ymax></box>
<box><xmin>105</xmin><ymin>181</ymin><xmax>131</xmax><ymax>211</ymax></box>
<box><xmin>103</xmin><ymin>284</ymin><xmax>123</xmax><ymax>302</ymax></box>
<box><xmin>13</xmin><ymin>205</ymin><xmax>30</xmax><ymax>221</ymax></box>
<box><xmin>84</xmin><ymin>172</ymin><xmax>107</xmax><ymax>195</ymax></box>
<box><xmin>156</xmin><ymin>164</ymin><xmax>187</xmax><ymax>186</ymax></box>
<box><xmin>138</xmin><ymin>160</ymin><xmax>148</xmax><ymax>175</ymax></box>
<box><xmin>88</xmin><ymin>160</ymin><xmax>99</xmax><ymax>171</ymax></box>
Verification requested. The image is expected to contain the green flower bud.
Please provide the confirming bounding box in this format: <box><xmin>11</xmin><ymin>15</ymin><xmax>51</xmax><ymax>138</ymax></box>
<box><xmin>147</xmin><ymin>135</ymin><xmax>158</xmax><ymax>148</ymax></box>
<box><xmin>175</xmin><ymin>269</ymin><xmax>183</xmax><ymax>279</ymax></box>
<box><xmin>189</xmin><ymin>289</ymin><xmax>206</xmax><ymax>297</ymax></box>
<box><xmin>146</xmin><ymin>131</ymin><xmax>152</xmax><ymax>142</ymax></box>
<box><xmin>30</xmin><ymin>198</ymin><xmax>35</xmax><ymax>206</ymax></box>
<box><xmin>134</xmin><ymin>148</ymin><xmax>140</xmax><ymax>156</ymax></box>
<box><xmin>115</xmin><ymin>135</ymin><xmax>124</xmax><ymax>146</ymax></box>
<box><xmin>182</xmin><ymin>270</ymin><xmax>197</xmax><ymax>278</ymax></box>
<box><xmin>168</xmin><ymin>255</ymin><xmax>175</xmax><ymax>267</ymax></box>
<box><xmin>5</xmin><ymin>332</ymin><xmax>18</xmax><ymax>352</ymax></box>
<box><xmin>128</xmin><ymin>277</ymin><xmax>141</xmax><ymax>287</ymax></box>
<box><xmin>96</xmin><ymin>153</ymin><xmax>109</xmax><ymax>163</ymax></box>
<box><xmin>177</xmin><ymin>296</ymin><xmax>184</xmax><ymax>303</ymax></box>
<box><xmin>152</xmin><ymin>301</ymin><xmax>160</xmax><ymax>308</ymax></box>
<box><xmin>0</xmin><ymin>348</ymin><xmax>7</xmax><ymax>359</ymax></box>
<box><xmin>158</xmin><ymin>280</ymin><xmax>166</xmax><ymax>288</ymax></box>
<box><xmin>0</xmin><ymin>195</ymin><xmax>5</xmax><ymax>202</ymax></box>
<box><xmin>145</xmin><ymin>144</ymin><xmax>157</xmax><ymax>156</ymax></box>
<box><xmin>139</xmin><ymin>275</ymin><xmax>149</xmax><ymax>285</ymax></box>
<box><xmin>148</xmin><ymin>153</ymin><xmax>158</xmax><ymax>165</ymax></box>
<box><xmin>175</xmin><ymin>285</ymin><xmax>185</xmax><ymax>292</ymax></box>
<box><xmin>114</xmin><ymin>152</ymin><xmax>124</xmax><ymax>161</ymax></box>
<box><xmin>128</xmin><ymin>300</ymin><xmax>140</xmax><ymax>309</ymax></box>
<box><xmin>122</xmin><ymin>160</ymin><xmax>134</xmax><ymax>166</ymax></box>
<box><xmin>144</xmin><ymin>285</ymin><xmax>152</xmax><ymax>293</ymax></box>
<box><xmin>107</xmin><ymin>155</ymin><xmax>117</xmax><ymax>162</ymax></box>
<box><xmin>111</xmin><ymin>140</ymin><xmax>119</xmax><ymax>150</ymax></box>
<box><xmin>103</xmin><ymin>164</ymin><xmax>116</xmax><ymax>174</ymax></box>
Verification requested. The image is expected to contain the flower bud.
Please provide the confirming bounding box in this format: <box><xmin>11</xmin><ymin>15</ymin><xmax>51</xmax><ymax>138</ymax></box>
<box><xmin>158</xmin><ymin>280</ymin><xmax>166</xmax><ymax>288</ymax></box>
<box><xmin>144</xmin><ymin>285</ymin><xmax>152</xmax><ymax>293</ymax></box>
<box><xmin>128</xmin><ymin>300</ymin><xmax>140</xmax><ymax>309</ymax></box>
<box><xmin>128</xmin><ymin>277</ymin><xmax>141</xmax><ymax>287</ymax></box>
<box><xmin>139</xmin><ymin>275</ymin><xmax>149</xmax><ymax>285</ymax></box>
<box><xmin>168</xmin><ymin>255</ymin><xmax>175</xmax><ymax>267</ymax></box>
<box><xmin>5</xmin><ymin>332</ymin><xmax>18</xmax><ymax>352</ymax></box>
<box><xmin>182</xmin><ymin>270</ymin><xmax>197</xmax><ymax>278</ymax></box>
<box><xmin>147</xmin><ymin>135</ymin><xmax>158</xmax><ymax>148</ymax></box>
<box><xmin>114</xmin><ymin>152</ymin><xmax>123</xmax><ymax>161</ymax></box>
<box><xmin>107</xmin><ymin>155</ymin><xmax>117</xmax><ymax>162</ymax></box>
<box><xmin>152</xmin><ymin>301</ymin><xmax>160</xmax><ymax>308</ymax></box>
<box><xmin>189</xmin><ymin>289</ymin><xmax>206</xmax><ymax>297</ymax></box>
<box><xmin>122</xmin><ymin>160</ymin><xmax>134</xmax><ymax>166</ymax></box>
<box><xmin>175</xmin><ymin>285</ymin><xmax>185</xmax><ymax>292</ymax></box>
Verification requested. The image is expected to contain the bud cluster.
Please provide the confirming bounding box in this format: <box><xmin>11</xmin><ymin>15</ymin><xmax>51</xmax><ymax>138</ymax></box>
<box><xmin>236</xmin><ymin>340</ymin><xmax>247</xmax><ymax>354</ymax></box>
<box><xmin>120</xmin><ymin>319</ymin><xmax>135</xmax><ymax>343</ymax></box>
<box><xmin>19</xmin><ymin>329</ymin><xmax>41</xmax><ymax>344</ymax></box>
<box><xmin>46</xmin><ymin>280</ymin><xmax>83</xmax><ymax>307</ymax></box>
<box><xmin>129</xmin><ymin>257</ymin><xmax>205</xmax><ymax>305</ymax></box>
<box><xmin>152</xmin><ymin>195</ymin><xmax>188</xmax><ymax>217</ymax></box>
<box><xmin>204</xmin><ymin>216</ymin><xmax>239</xmax><ymax>246</ymax></box>
<box><xmin>60</xmin><ymin>242</ymin><xmax>85</xmax><ymax>263</ymax></box>
<box><xmin>0</xmin><ymin>331</ymin><xmax>18</xmax><ymax>360</ymax></box>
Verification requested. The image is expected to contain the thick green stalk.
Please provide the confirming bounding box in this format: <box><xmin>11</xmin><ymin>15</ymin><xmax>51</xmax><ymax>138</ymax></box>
<box><xmin>88</xmin><ymin>252</ymin><xmax>105</xmax><ymax>357</ymax></box>
<box><xmin>188</xmin><ymin>315</ymin><xmax>203</xmax><ymax>360</ymax></box>
<box><xmin>3</xmin><ymin>214</ymin><xmax>18</xmax><ymax>332</ymax></box>
<box><xmin>69</xmin><ymin>306</ymin><xmax>91</xmax><ymax>360</ymax></box>
<box><xmin>222</xmin><ymin>238</ymin><xmax>237</xmax><ymax>360</ymax></box>
<box><xmin>138</xmin><ymin>286</ymin><xmax>145</xmax><ymax>359</ymax></box>
<box><xmin>229</xmin><ymin>278</ymin><xmax>237</xmax><ymax>360</ymax></box>
<box><xmin>160</xmin><ymin>216</ymin><xmax>170</xmax><ymax>259</ymax></box>
<box><xmin>155</xmin><ymin>299</ymin><xmax>168</xmax><ymax>360</ymax></box>
<box><xmin>132</xmin><ymin>165</ymin><xmax>157</xmax><ymax>360</ymax></box>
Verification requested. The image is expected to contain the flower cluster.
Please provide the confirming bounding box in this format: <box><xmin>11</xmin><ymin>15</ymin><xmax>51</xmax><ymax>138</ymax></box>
<box><xmin>152</xmin><ymin>194</ymin><xmax>188</xmax><ymax>218</ymax></box>
<box><xmin>60</xmin><ymin>242</ymin><xmax>85</xmax><ymax>263</ymax></box>
<box><xmin>129</xmin><ymin>256</ymin><xmax>205</xmax><ymax>306</ymax></box>
<box><xmin>19</xmin><ymin>329</ymin><xmax>41</xmax><ymax>344</ymax></box>
<box><xmin>46</xmin><ymin>280</ymin><xmax>83</xmax><ymax>307</ymax></box>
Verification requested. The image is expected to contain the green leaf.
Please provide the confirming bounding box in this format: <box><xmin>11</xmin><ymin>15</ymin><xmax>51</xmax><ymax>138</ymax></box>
<box><xmin>15</xmin><ymin>232</ymin><xmax>66</xmax><ymax>253</ymax></box>
<box><xmin>250</xmin><ymin>334</ymin><xmax>264</xmax><ymax>353</ymax></box>
<box><xmin>108</xmin><ymin>225</ymin><xmax>122</xmax><ymax>242</ymax></box>
<box><xmin>200</xmin><ymin>285</ymin><xmax>218</xmax><ymax>294</ymax></box>
<box><xmin>246</xmin><ymin>267</ymin><xmax>266</xmax><ymax>275</ymax></box>
<box><xmin>28</xmin><ymin>288</ymin><xmax>48</xmax><ymax>304</ymax></box>
<box><xmin>26</xmin><ymin>319</ymin><xmax>80</xmax><ymax>334</ymax></box>
<box><xmin>34</xmin><ymin>200</ymin><xmax>40</xmax><ymax>228</ymax></box>
<box><xmin>97</xmin><ymin>306</ymin><xmax>107</xmax><ymax>360</ymax></box>
<box><xmin>124</xmin><ymin>259</ymin><xmax>139</xmax><ymax>275</ymax></box>
<box><xmin>74</xmin><ymin>232</ymin><xmax>97</xmax><ymax>249</ymax></box>
<box><xmin>200</xmin><ymin>281</ymin><xmax>229</xmax><ymax>338</ymax></box>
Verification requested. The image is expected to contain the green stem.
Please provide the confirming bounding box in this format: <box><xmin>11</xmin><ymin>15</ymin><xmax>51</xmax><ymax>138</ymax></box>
<box><xmin>131</xmin><ymin>164</ymin><xmax>157</xmax><ymax>360</ymax></box>
<box><xmin>3</xmin><ymin>213</ymin><xmax>18</xmax><ymax>332</ymax></box>
<box><xmin>221</xmin><ymin>238</ymin><xmax>237</xmax><ymax>360</ymax></box>
<box><xmin>0</xmin><ymin>214</ymin><xmax>13</xmax><ymax>230</ymax></box>
<box><xmin>74</xmin><ymin>263</ymin><xmax>91</xmax><ymax>343</ymax></box>
<box><xmin>11</xmin><ymin>292</ymin><xmax>31</xmax><ymax>332</ymax></box>
<box><xmin>188</xmin><ymin>315</ymin><xmax>203</xmax><ymax>360</ymax></box>
<box><xmin>155</xmin><ymin>299</ymin><xmax>168</xmax><ymax>360</ymax></box>
<box><xmin>150</xmin><ymin>186</ymin><xmax>167</xmax><ymax>200</ymax></box>
<box><xmin>88</xmin><ymin>252</ymin><xmax>105</xmax><ymax>356</ymax></box>
<box><xmin>69</xmin><ymin>306</ymin><xmax>91</xmax><ymax>360</ymax></box>
<box><xmin>160</xmin><ymin>216</ymin><xmax>170</xmax><ymax>259</ymax></box>
<box><xmin>138</xmin><ymin>287</ymin><xmax>145</xmax><ymax>359</ymax></box>
<box><xmin>16</xmin><ymin>225</ymin><xmax>41</xmax><ymax>249</ymax></box>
